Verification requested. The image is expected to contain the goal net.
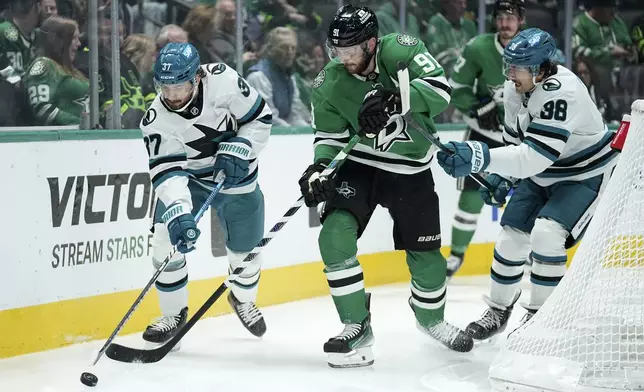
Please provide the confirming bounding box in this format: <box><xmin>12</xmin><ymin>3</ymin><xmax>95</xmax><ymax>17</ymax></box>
<box><xmin>488</xmin><ymin>100</ymin><xmax>644</xmax><ymax>392</ymax></box>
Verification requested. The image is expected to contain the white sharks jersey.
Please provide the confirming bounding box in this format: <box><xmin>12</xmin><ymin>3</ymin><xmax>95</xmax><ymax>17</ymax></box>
<box><xmin>140</xmin><ymin>63</ymin><xmax>272</xmax><ymax>209</ymax></box>
<box><xmin>486</xmin><ymin>65</ymin><xmax>617</xmax><ymax>186</ymax></box>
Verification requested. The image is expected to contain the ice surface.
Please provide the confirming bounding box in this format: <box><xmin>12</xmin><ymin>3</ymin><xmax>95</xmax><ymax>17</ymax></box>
<box><xmin>0</xmin><ymin>276</ymin><xmax>529</xmax><ymax>392</ymax></box>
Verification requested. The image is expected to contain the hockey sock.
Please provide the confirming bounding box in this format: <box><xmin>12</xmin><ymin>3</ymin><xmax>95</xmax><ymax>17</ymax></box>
<box><xmin>227</xmin><ymin>249</ymin><xmax>262</xmax><ymax>303</ymax></box>
<box><xmin>529</xmin><ymin>252</ymin><xmax>567</xmax><ymax>307</ymax></box>
<box><xmin>490</xmin><ymin>227</ymin><xmax>531</xmax><ymax>307</ymax></box>
<box><xmin>407</xmin><ymin>250</ymin><xmax>447</xmax><ymax>327</ymax></box>
<box><xmin>529</xmin><ymin>218</ymin><xmax>569</xmax><ymax>308</ymax></box>
<box><xmin>450</xmin><ymin>190</ymin><xmax>484</xmax><ymax>256</ymax></box>
<box><xmin>319</xmin><ymin>210</ymin><xmax>369</xmax><ymax>324</ymax></box>
<box><xmin>154</xmin><ymin>257</ymin><xmax>189</xmax><ymax>316</ymax></box>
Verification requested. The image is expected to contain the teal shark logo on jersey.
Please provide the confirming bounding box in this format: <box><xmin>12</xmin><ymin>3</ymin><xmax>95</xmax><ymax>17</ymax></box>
<box><xmin>375</xmin><ymin>119</ymin><xmax>412</xmax><ymax>152</ymax></box>
<box><xmin>543</xmin><ymin>79</ymin><xmax>562</xmax><ymax>91</ymax></box>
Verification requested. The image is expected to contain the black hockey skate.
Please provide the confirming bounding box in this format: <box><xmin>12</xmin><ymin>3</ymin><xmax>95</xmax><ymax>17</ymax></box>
<box><xmin>466</xmin><ymin>291</ymin><xmax>521</xmax><ymax>340</ymax></box>
<box><xmin>408</xmin><ymin>297</ymin><xmax>474</xmax><ymax>352</ymax></box>
<box><xmin>508</xmin><ymin>304</ymin><xmax>538</xmax><ymax>337</ymax></box>
<box><xmin>227</xmin><ymin>292</ymin><xmax>266</xmax><ymax>337</ymax></box>
<box><xmin>446</xmin><ymin>253</ymin><xmax>464</xmax><ymax>279</ymax></box>
<box><xmin>142</xmin><ymin>307</ymin><xmax>188</xmax><ymax>345</ymax></box>
<box><xmin>324</xmin><ymin>293</ymin><xmax>375</xmax><ymax>368</ymax></box>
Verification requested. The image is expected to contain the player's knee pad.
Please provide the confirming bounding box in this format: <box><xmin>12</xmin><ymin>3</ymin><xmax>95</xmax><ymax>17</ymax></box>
<box><xmin>490</xmin><ymin>226</ymin><xmax>531</xmax><ymax>307</ymax></box>
<box><xmin>151</xmin><ymin>223</ymin><xmax>188</xmax><ymax>316</ymax></box>
<box><xmin>319</xmin><ymin>210</ymin><xmax>359</xmax><ymax>270</ymax></box>
<box><xmin>407</xmin><ymin>250</ymin><xmax>447</xmax><ymax>319</ymax></box>
<box><xmin>529</xmin><ymin>218</ymin><xmax>568</xmax><ymax>306</ymax></box>
<box><xmin>228</xmin><ymin>248</ymin><xmax>262</xmax><ymax>303</ymax></box>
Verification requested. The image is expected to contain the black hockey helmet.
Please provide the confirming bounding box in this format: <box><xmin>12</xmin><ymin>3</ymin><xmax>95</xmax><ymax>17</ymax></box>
<box><xmin>326</xmin><ymin>4</ymin><xmax>378</xmax><ymax>48</ymax></box>
<box><xmin>493</xmin><ymin>0</ymin><xmax>526</xmax><ymax>19</ymax></box>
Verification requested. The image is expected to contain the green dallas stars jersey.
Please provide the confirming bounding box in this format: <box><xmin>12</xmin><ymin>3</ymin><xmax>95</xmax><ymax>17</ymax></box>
<box><xmin>311</xmin><ymin>33</ymin><xmax>451</xmax><ymax>175</ymax></box>
<box><xmin>449</xmin><ymin>33</ymin><xmax>506</xmax><ymax>142</ymax></box>
<box><xmin>24</xmin><ymin>57</ymin><xmax>89</xmax><ymax>125</ymax></box>
<box><xmin>0</xmin><ymin>20</ymin><xmax>35</xmax><ymax>82</ymax></box>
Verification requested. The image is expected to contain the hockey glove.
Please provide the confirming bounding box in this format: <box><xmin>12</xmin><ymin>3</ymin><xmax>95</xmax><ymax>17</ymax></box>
<box><xmin>436</xmin><ymin>141</ymin><xmax>490</xmax><ymax>178</ymax></box>
<box><xmin>213</xmin><ymin>137</ymin><xmax>252</xmax><ymax>187</ymax></box>
<box><xmin>357</xmin><ymin>88</ymin><xmax>402</xmax><ymax>138</ymax></box>
<box><xmin>479</xmin><ymin>174</ymin><xmax>513</xmax><ymax>207</ymax></box>
<box><xmin>162</xmin><ymin>203</ymin><xmax>201</xmax><ymax>253</ymax></box>
<box><xmin>298</xmin><ymin>160</ymin><xmax>335</xmax><ymax>207</ymax></box>
<box><xmin>470</xmin><ymin>97</ymin><xmax>501</xmax><ymax>131</ymax></box>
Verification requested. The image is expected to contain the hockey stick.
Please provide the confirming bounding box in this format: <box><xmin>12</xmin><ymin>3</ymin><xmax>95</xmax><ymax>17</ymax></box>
<box><xmin>88</xmin><ymin>170</ymin><xmax>226</xmax><ymax>368</ymax></box>
<box><xmin>105</xmin><ymin>137</ymin><xmax>362</xmax><ymax>364</ymax></box>
<box><xmin>396</xmin><ymin>62</ymin><xmax>493</xmax><ymax>191</ymax></box>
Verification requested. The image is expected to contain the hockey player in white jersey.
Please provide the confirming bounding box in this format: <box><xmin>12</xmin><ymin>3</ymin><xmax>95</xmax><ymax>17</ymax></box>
<box><xmin>140</xmin><ymin>42</ymin><xmax>272</xmax><ymax>346</ymax></box>
<box><xmin>436</xmin><ymin>28</ymin><xmax>618</xmax><ymax>340</ymax></box>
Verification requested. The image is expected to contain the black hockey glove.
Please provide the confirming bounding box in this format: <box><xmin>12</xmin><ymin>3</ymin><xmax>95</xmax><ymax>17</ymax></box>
<box><xmin>357</xmin><ymin>88</ymin><xmax>402</xmax><ymax>138</ymax></box>
<box><xmin>298</xmin><ymin>160</ymin><xmax>336</xmax><ymax>207</ymax></box>
<box><xmin>470</xmin><ymin>97</ymin><xmax>501</xmax><ymax>131</ymax></box>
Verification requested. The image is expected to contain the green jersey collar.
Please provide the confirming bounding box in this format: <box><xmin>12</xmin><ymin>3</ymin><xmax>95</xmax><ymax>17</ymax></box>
<box><xmin>494</xmin><ymin>33</ymin><xmax>504</xmax><ymax>55</ymax></box>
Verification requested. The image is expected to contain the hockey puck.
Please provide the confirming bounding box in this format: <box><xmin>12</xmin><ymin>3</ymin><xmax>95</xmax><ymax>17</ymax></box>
<box><xmin>80</xmin><ymin>372</ymin><xmax>98</xmax><ymax>387</ymax></box>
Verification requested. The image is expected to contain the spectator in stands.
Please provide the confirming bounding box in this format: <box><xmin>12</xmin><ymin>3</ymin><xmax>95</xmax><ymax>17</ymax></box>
<box><xmin>426</xmin><ymin>0</ymin><xmax>476</xmax><ymax>77</ymax></box>
<box><xmin>40</xmin><ymin>0</ymin><xmax>57</xmax><ymax>19</ymax></box>
<box><xmin>122</xmin><ymin>33</ymin><xmax>155</xmax><ymax>108</ymax></box>
<box><xmin>211</xmin><ymin>0</ymin><xmax>257</xmax><ymax>70</ymax></box>
<box><xmin>182</xmin><ymin>5</ymin><xmax>220</xmax><ymax>65</ymax></box>
<box><xmin>376</xmin><ymin>0</ymin><xmax>420</xmax><ymax>38</ymax></box>
<box><xmin>24</xmin><ymin>16</ymin><xmax>88</xmax><ymax>126</ymax></box>
<box><xmin>572</xmin><ymin>0</ymin><xmax>634</xmax><ymax>69</ymax></box>
<box><xmin>247</xmin><ymin>27</ymin><xmax>310</xmax><ymax>127</ymax></box>
<box><xmin>1</xmin><ymin>0</ymin><xmax>41</xmax><ymax>81</ymax></box>
<box><xmin>293</xmin><ymin>39</ymin><xmax>325</xmax><ymax>109</ymax></box>
<box><xmin>574</xmin><ymin>59</ymin><xmax>615</xmax><ymax>122</ymax></box>
<box><xmin>155</xmin><ymin>24</ymin><xmax>188</xmax><ymax>57</ymax></box>
<box><xmin>75</xmin><ymin>10</ymin><xmax>145</xmax><ymax>128</ymax></box>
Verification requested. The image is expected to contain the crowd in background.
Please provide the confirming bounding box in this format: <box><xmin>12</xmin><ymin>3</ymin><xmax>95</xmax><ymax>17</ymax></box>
<box><xmin>0</xmin><ymin>0</ymin><xmax>643</xmax><ymax>128</ymax></box>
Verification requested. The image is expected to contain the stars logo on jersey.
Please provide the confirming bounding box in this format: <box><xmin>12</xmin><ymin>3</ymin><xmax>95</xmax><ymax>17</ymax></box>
<box><xmin>335</xmin><ymin>182</ymin><xmax>356</xmax><ymax>199</ymax></box>
<box><xmin>375</xmin><ymin>118</ymin><xmax>412</xmax><ymax>152</ymax></box>
<box><xmin>313</xmin><ymin>70</ymin><xmax>325</xmax><ymax>88</ymax></box>
<box><xmin>487</xmin><ymin>84</ymin><xmax>504</xmax><ymax>103</ymax></box>
<box><xmin>5</xmin><ymin>26</ymin><xmax>18</xmax><ymax>42</ymax></box>
<box><xmin>29</xmin><ymin>60</ymin><xmax>46</xmax><ymax>76</ymax></box>
<box><xmin>396</xmin><ymin>34</ymin><xmax>418</xmax><ymax>47</ymax></box>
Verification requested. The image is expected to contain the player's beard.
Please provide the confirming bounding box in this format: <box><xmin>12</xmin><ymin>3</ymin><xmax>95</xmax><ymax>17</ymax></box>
<box><xmin>344</xmin><ymin>43</ymin><xmax>374</xmax><ymax>76</ymax></box>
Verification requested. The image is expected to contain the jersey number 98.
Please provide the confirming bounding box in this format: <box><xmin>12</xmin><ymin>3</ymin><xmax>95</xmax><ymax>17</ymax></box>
<box><xmin>541</xmin><ymin>99</ymin><xmax>567</xmax><ymax>121</ymax></box>
<box><xmin>413</xmin><ymin>52</ymin><xmax>439</xmax><ymax>73</ymax></box>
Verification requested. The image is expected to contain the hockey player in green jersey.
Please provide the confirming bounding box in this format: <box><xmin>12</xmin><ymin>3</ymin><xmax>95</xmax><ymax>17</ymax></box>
<box><xmin>24</xmin><ymin>16</ymin><xmax>88</xmax><ymax>125</ymax></box>
<box><xmin>298</xmin><ymin>5</ymin><xmax>474</xmax><ymax>368</ymax></box>
<box><xmin>0</xmin><ymin>0</ymin><xmax>40</xmax><ymax>83</ymax></box>
<box><xmin>445</xmin><ymin>0</ymin><xmax>525</xmax><ymax>278</ymax></box>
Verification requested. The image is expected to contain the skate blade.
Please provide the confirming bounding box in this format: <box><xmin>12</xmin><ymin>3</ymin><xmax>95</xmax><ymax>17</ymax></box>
<box><xmin>327</xmin><ymin>347</ymin><xmax>374</xmax><ymax>369</ymax></box>
<box><xmin>144</xmin><ymin>340</ymin><xmax>182</xmax><ymax>352</ymax></box>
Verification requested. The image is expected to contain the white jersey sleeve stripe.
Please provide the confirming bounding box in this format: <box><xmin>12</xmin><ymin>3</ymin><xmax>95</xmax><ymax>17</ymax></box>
<box><xmin>552</xmin><ymin>131</ymin><xmax>613</xmax><ymax>167</ymax></box>
<box><xmin>523</xmin><ymin>136</ymin><xmax>560</xmax><ymax>162</ymax></box>
<box><xmin>527</xmin><ymin>122</ymin><xmax>571</xmax><ymax>142</ymax></box>
<box><xmin>238</xmin><ymin>96</ymin><xmax>266</xmax><ymax>125</ymax></box>
<box><xmin>149</xmin><ymin>154</ymin><xmax>188</xmax><ymax>170</ymax></box>
<box><xmin>152</xmin><ymin>169</ymin><xmax>189</xmax><ymax>188</ymax></box>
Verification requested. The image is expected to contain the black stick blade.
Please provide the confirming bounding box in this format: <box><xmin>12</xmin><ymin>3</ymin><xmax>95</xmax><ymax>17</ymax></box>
<box><xmin>105</xmin><ymin>342</ymin><xmax>170</xmax><ymax>363</ymax></box>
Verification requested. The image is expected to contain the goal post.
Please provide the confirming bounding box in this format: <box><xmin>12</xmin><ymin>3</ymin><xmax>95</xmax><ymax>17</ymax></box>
<box><xmin>489</xmin><ymin>100</ymin><xmax>644</xmax><ymax>392</ymax></box>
